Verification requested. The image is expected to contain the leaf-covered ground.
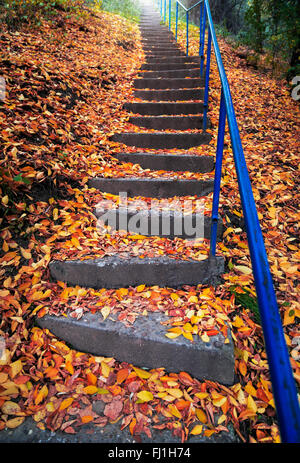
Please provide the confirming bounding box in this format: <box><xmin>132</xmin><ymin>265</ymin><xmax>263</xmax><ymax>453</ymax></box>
<box><xmin>0</xmin><ymin>8</ymin><xmax>299</xmax><ymax>443</ymax></box>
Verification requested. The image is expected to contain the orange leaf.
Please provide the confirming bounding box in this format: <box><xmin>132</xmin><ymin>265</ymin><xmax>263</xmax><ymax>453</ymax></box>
<box><xmin>65</xmin><ymin>361</ymin><xmax>74</xmax><ymax>375</ymax></box>
<box><xmin>239</xmin><ymin>360</ymin><xmax>247</xmax><ymax>377</ymax></box>
<box><xmin>129</xmin><ymin>417</ymin><xmax>137</xmax><ymax>435</ymax></box>
<box><xmin>87</xmin><ymin>372</ymin><xmax>97</xmax><ymax>386</ymax></box>
<box><xmin>81</xmin><ymin>415</ymin><xmax>93</xmax><ymax>424</ymax></box>
<box><xmin>59</xmin><ymin>397</ymin><xmax>74</xmax><ymax>411</ymax></box>
<box><xmin>117</xmin><ymin>368</ymin><xmax>129</xmax><ymax>384</ymax></box>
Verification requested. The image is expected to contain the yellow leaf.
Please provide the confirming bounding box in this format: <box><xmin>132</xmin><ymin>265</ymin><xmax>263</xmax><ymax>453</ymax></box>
<box><xmin>83</xmin><ymin>385</ymin><xmax>98</xmax><ymax>395</ymax></box>
<box><xmin>53</xmin><ymin>208</ymin><xmax>59</xmax><ymax>220</ymax></box>
<box><xmin>166</xmin><ymin>388</ymin><xmax>183</xmax><ymax>399</ymax></box>
<box><xmin>59</xmin><ymin>397</ymin><xmax>74</xmax><ymax>410</ymax></box>
<box><xmin>183</xmin><ymin>331</ymin><xmax>194</xmax><ymax>341</ymax></box>
<box><xmin>128</xmin><ymin>235</ymin><xmax>146</xmax><ymax>240</ymax></box>
<box><xmin>133</xmin><ymin>367</ymin><xmax>151</xmax><ymax>379</ymax></box>
<box><xmin>201</xmin><ymin>332</ymin><xmax>210</xmax><ymax>343</ymax></box>
<box><xmin>168</xmin><ymin>404</ymin><xmax>182</xmax><ymax>419</ymax></box>
<box><xmin>183</xmin><ymin>323</ymin><xmax>193</xmax><ymax>332</ymax></box>
<box><xmin>1</xmin><ymin>401</ymin><xmax>21</xmax><ymax>415</ymax></box>
<box><xmin>21</xmin><ymin>247</ymin><xmax>32</xmax><ymax>260</ymax></box>
<box><xmin>235</xmin><ymin>265</ymin><xmax>252</xmax><ymax>275</ymax></box>
<box><xmin>213</xmin><ymin>396</ymin><xmax>227</xmax><ymax>407</ymax></box>
<box><xmin>168</xmin><ymin>327</ymin><xmax>183</xmax><ymax>334</ymax></box>
<box><xmin>6</xmin><ymin>417</ymin><xmax>25</xmax><ymax>429</ymax></box>
<box><xmin>101</xmin><ymin>362</ymin><xmax>110</xmax><ymax>378</ymax></box>
<box><xmin>10</xmin><ymin>359</ymin><xmax>22</xmax><ymax>378</ymax></box>
<box><xmin>136</xmin><ymin>284</ymin><xmax>145</xmax><ymax>292</ymax></box>
<box><xmin>101</xmin><ymin>306</ymin><xmax>110</xmax><ymax>321</ymax></box>
<box><xmin>218</xmin><ymin>414</ymin><xmax>226</xmax><ymax>425</ymax></box>
<box><xmin>188</xmin><ymin>295</ymin><xmax>198</xmax><ymax>303</ymax></box>
<box><xmin>195</xmin><ymin>392</ymin><xmax>209</xmax><ymax>400</ymax></box>
<box><xmin>137</xmin><ymin>391</ymin><xmax>153</xmax><ymax>402</ymax></box>
<box><xmin>190</xmin><ymin>424</ymin><xmax>203</xmax><ymax>435</ymax></box>
<box><xmin>247</xmin><ymin>394</ymin><xmax>257</xmax><ymax>413</ymax></box>
<box><xmin>165</xmin><ymin>332</ymin><xmax>182</xmax><ymax>339</ymax></box>
<box><xmin>2</xmin><ymin>195</ymin><xmax>9</xmax><ymax>206</ymax></box>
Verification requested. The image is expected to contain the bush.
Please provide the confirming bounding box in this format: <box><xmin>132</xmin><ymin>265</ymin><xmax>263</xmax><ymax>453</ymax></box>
<box><xmin>101</xmin><ymin>0</ymin><xmax>140</xmax><ymax>22</ymax></box>
<box><xmin>0</xmin><ymin>0</ymin><xmax>87</xmax><ymax>28</ymax></box>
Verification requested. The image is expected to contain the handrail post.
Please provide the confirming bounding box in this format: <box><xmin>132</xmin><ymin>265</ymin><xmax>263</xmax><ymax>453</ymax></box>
<box><xmin>200</xmin><ymin>2</ymin><xmax>206</xmax><ymax>76</ymax></box>
<box><xmin>203</xmin><ymin>28</ymin><xmax>211</xmax><ymax>131</ymax></box>
<box><xmin>186</xmin><ymin>10</ymin><xmax>189</xmax><ymax>56</ymax></box>
<box><xmin>199</xmin><ymin>1</ymin><xmax>203</xmax><ymax>55</ymax></box>
<box><xmin>169</xmin><ymin>0</ymin><xmax>171</xmax><ymax>30</ymax></box>
<box><xmin>175</xmin><ymin>1</ymin><xmax>179</xmax><ymax>41</ymax></box>
<box><xmin>164</xmin><ymin>0</ymin><xmax>166</xmax><ymax>22</ymax></box>
<box><xmin>210</xmin><ymin>89</ymin><xmax>226</xmax><ymax>256</ymax></box>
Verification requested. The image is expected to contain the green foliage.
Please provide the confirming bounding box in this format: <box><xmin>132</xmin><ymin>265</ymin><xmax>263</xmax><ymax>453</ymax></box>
<box><xmin>229</xmin><ymin>285</ymin><xmax>261</xmax><ymax>325</ymax></box>
<box><xmin>244</xmin><ymin>0</ymin><xmax>300</xmax><ymax>72</ymax></box>
<box><xmin>244</xmin><ymin>0</ymin><xmax>266</xmax><ymax>53</ymax></box>
<box><xmin>0</xmin><ymin>0</ymin><xmax>87</xmax><ymax>28</ymax></box>
<box><xmin>101</xmin><ymin>0</ymin><xmax>140</xmax><ymax>22</ymax></box>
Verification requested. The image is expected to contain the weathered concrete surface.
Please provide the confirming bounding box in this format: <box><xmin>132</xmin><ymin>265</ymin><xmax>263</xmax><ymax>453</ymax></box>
<box><xmin>128</xmin><ymin>115</ymin><xmax>209</xmax><ymax>130</ymax></box>
<box><xmin>133</xmin><ymin>88</ymin><xmax>204</xmax><ymax>101</ymax></box>
<box><xmin>111</xmin><ymin>132</ymin><xmax>211</xmax><ymax>149</ymax></box>
<box><xmin>36</xmin><ymin>310</ymin><xmax>234</xmax><ymax>385</ymax></box>
<box><xmin>133</xmin><ymin>78</ymin><xmax>204</xmax><ymax>89</ymax></box>
<box><xmin>111</xmin><ymin>151</ymin><xmax>214</xmax><ymax>172</ymax></box>
<box><xmin>138</xmin><ymin>69</ymin><xmax>203</xmax><ymax>79</ymax></box>
<box><xmin>88</xmin><ymin>177</ymin><xmax>214</xmax><ymax>198</ymax></box>
<box><xmin>145</xmin><ymin>56</ymin><xmax>201</xmax><ymax>64</ymax></box>
<box><xmin>124</xmin><ymin>101</ymin><xmax>204</xmax><ymax>115</ymax></box>
<box><xmin>94</xmin><ymin>206</ymin><xmax>223</xmax><ymax>241</ymax></box>
<box><xmin>0</xmin><ymin>416</ymin><xmax>239</xmax><ymax>443</ymax></box>
<box><xmin>141</xmin><ymin>62</ymin><xmax>200</xmax><ymax>71</ymax></box>
<box><xmin>49</xmin><ymin>255</ymin><xmax>225</xmax><ymax>289</ymax></box>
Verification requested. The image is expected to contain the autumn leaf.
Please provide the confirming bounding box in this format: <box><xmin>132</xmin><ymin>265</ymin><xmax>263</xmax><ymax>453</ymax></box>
<box><xmin>104</xmin><ymin>400</ymin><xmax>123</xmax><ymax>421</ymax></box>
<box><xmin>137</xmin><ymin>391</ymin><xmax>153</xmax><ymax>402</ymax></box>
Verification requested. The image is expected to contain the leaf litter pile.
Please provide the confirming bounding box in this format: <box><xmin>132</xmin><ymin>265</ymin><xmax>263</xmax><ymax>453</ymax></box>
<box><xmin>0</xmin><ymin>8</ymin><xmax>299</xmax><ymax>443</ymax></box>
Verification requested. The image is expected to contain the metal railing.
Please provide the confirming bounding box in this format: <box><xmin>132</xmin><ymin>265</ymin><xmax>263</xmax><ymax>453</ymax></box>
<box><xmin>155</xmin><ymin>0</ymin><xmax>300</xmax><ymax>444</ymax></box>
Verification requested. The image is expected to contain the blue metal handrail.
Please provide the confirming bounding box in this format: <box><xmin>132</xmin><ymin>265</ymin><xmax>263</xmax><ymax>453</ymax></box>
<box><xmin>156</xmin><ymin>0</ymin><xmax>300</xmax><ymax>444</ymax></box>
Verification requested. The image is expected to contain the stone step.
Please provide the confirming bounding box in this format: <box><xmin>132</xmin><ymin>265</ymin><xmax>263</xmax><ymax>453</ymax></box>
<box><xmin>145</xmin><ymin>56</ymin><xmax>200</xmax><ymax>64</ymax></box>
<box><xmin>142</xmin><ymin>46</ymin><xmax>183</xmax><ymax>51</ymax></box>
<box><xmin>36</xmin><ymin>306</ymin><xmax>234</xmax><ymax>385</ymax></box>
<box><xmin>141</xmin><ymin>31</ymin><xmax>174</xmax><ymax>36</ymax></box>
<box><xmin>88</xmin><ymin>177</ymin><xmax>214</xmax><ymax>198</ymax></box>
<box><xmin>141</xmin><ymin>62</ymin><xmax>200</xmax><ymax>71</ymax></box>
<box><xmin>144</xmin><ymin>50</ymin><xmax>185</xmax><ymax>55</ymax></box>
<box><xmin>124</xmin><ymin>101</ymin><xmax>204</xmax><ymax>115</ymax></box>
<box><xmin>134</xmin><ymin>78</ymin><xmax>204</xmax><ymax>89</ymax></box>
<box><xmin>140</xmin><ymin>31</ymin><xmax>174</xmax><ymax>36</ymax></box>
<box><xmin>138</xmin><ymin>69</ymin><xmax>203</xmax><ymax>79</ymax></box>
<box><xmin>49</xmin><ymin>255</ymin><xmax>225</xmax><ymax>289</ymax></box>
<box><xmin>111</xmin><ymin>151</ymin><xmax>214</xmax><ymax>173</ymax></box>
<box><xmin>94</xmin><ymin>205</ymin><xmax>223</xmax><ymax>241</ymax></box>
<box><xmin>133</xmin><ymin>88</ymin><xmax>204</xmax><ymax>101</ymax></box>
<box><xmin>141</xmin><ymin>40</ymin><xmax>177</xmax><ymax>46</ymax></box>
<box><xmin>128</xmin><ymin>115</ymin><xmax>208</xmax><ymax>130</ymax></box>
<box><xmin>0</xmin><ymin>415</ymin><xmax>239</xmax><ymax>443</ymax></box>
<box><xmin>111</xmin><ymin>131</ymin><xmax>210</xmax><ymax>149</ymax></box>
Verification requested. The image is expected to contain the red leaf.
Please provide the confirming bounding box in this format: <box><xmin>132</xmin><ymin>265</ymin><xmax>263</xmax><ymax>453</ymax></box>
<box><xmin>104</xmin><ymin>400</ymin><xmax>123</xmax><ymax>421</ymax></box>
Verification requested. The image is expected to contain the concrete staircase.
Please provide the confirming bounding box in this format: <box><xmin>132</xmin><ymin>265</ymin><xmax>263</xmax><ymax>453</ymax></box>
<box><xmin>37</xmin><ymin>5</ymin><xmax>234</xmax><ymax>418</ymax></box>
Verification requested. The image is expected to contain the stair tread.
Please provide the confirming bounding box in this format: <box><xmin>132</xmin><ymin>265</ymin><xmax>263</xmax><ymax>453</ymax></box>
<box><xmin>37</xmin><ymin>305</ymin><xmax>234</xmax><ymax>385</ymax></box>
